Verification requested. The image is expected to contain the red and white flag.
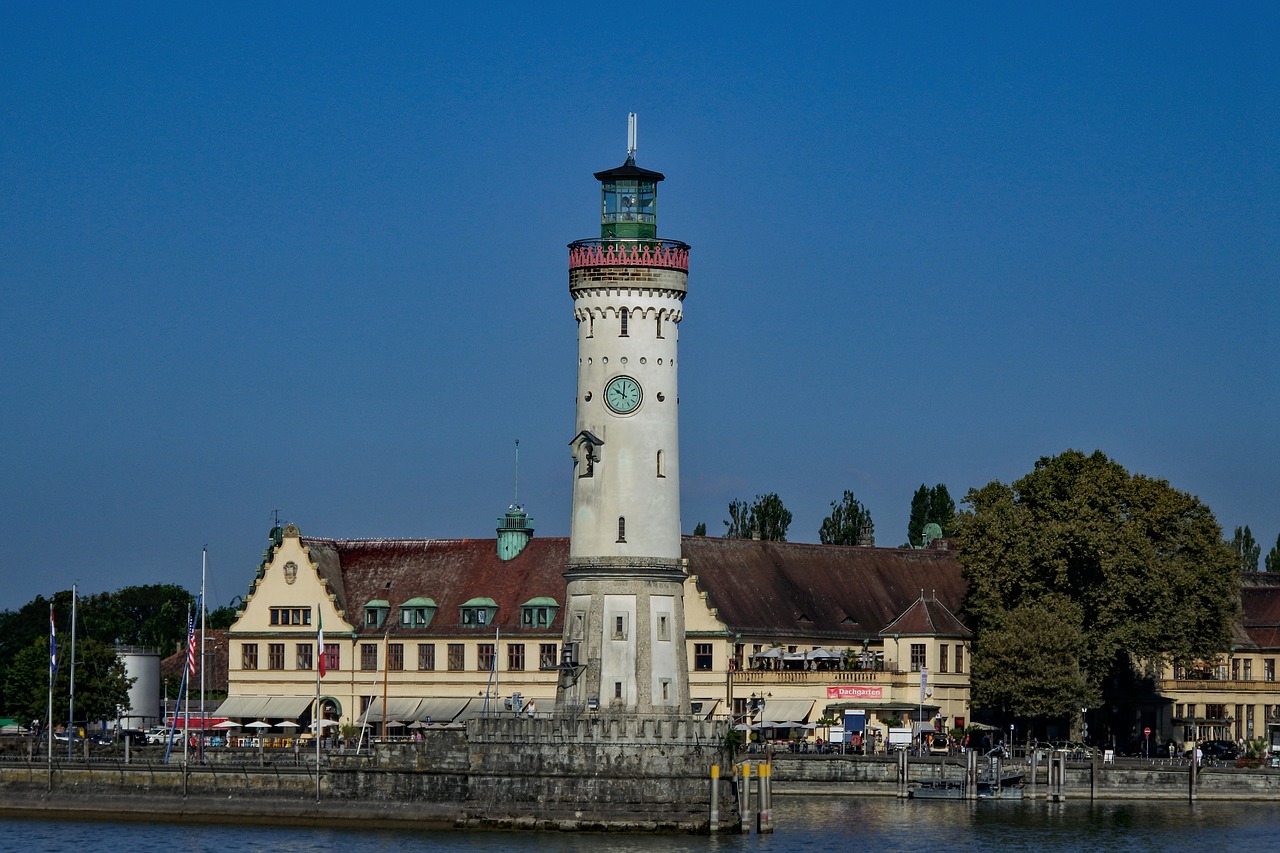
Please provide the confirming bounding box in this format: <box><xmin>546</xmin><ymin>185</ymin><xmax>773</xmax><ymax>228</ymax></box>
<box><xmin>317</xmin><ymin>608</ymin><xmax>326</xmax><ymax>678</ymax></box>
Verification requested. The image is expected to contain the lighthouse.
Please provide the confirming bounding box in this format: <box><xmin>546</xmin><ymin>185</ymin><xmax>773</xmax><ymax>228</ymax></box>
<box><xmin>557</xmin><ymin>115</ymin><xmax>691</xmax><ymax>714</ymax></box>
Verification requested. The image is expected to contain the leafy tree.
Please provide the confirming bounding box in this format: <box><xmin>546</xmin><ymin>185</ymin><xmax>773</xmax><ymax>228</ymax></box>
<box><xmin>692</xmin><ymin>522</ymin><xmax>707</xmax><ymax>537</ymax></box>
<box><xmin>908</xmin><ymin>484</ymin><xmax>957</xmax><ymax>547</ymax></box>
<box><xmin>206</xmin><ymin>603</ymin><xmax>239</xmax><ymax>630</ymax></box>
<box><xmin>80</xmin><ymin>584</ymin><xmax>194</xmax><ymax>655</ymax></box>
<box><xmin>819</xmin><ymin>490</ymin><xmax>874</xmax><ymax>545</ymax></box>
<box><xmin>968</xmin><ymin>596</ymin><xmax>1099</xmax><ymax>719</ymax></box>
<box><xmin>723</xmin><ymin>493</ymin><xmax>792</xmax><ymax>541</ymax></box>
<box><xmin>959</xmin><ymin>450</ymin><xmax>1238</xmax><ymax>719</ymax></box>
<box><xmin>1268</xmin><ymin>533</ymin><xmax>1280</xmax><ymax>573</ymax></box>
<box><xmin>5</xmin><ymin>635</ymin><xmax>133</xmax><ymax>728</ymax></box>
<box><xmin>1232</xmin><ymin>526</ymin><xmax>1261</xmax><ymax>572</ymax></box>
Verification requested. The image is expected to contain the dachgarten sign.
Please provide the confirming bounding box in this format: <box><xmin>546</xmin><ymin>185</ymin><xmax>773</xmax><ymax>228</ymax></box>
<box><xmin>826</xmin><ymin>686</ymin><xmax>884</xmax><ymax>700</ymax></box>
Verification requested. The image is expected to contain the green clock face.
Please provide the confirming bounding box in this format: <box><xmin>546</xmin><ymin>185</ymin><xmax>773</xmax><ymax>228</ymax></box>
<box><xmin>604</xmin><ymin>375</ymin><xmax>642</xmax><ymax>414</ymax></box>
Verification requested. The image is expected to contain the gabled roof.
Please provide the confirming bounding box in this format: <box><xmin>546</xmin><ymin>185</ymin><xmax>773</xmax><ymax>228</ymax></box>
<box><xmin>285</xmin><ymin>533</ymin><xmax>968</xmax><ymax>643</ymax></box>
<box><xmin>301</xmin><ymin>536</ymin><xmax>569</xmax><ymax>637</ymax></box>
<box><xmin>681</xmin><ymin>537</ymin><xmax>967</xmax><ymax>642</ymax></box>
<box><xmin>879</xmin><ymin>592</ymin><xmax>972</xmax><ymax>639</ymax></box>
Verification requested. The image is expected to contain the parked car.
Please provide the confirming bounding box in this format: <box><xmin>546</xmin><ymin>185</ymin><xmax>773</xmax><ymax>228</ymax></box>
<box><xmin>1187</xmin><ymin>740</ymin><xmax>1239</xmax><ymax>762</ymax></box>
<box><xmin>146</xmin><ymin>728</ymin><xmax>181</xmax><ymax>746</ymax></box>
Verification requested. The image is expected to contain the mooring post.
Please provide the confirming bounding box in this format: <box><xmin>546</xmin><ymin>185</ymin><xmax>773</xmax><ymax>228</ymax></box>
<box><xmin>758</xmin><ymin>762</ymin><xmax>774</xmax><ymax>834</ymax></box>
<box><xmin>739</xmin><ymin>762</ymin><xmax>752</xmax><ymax>833</ymax></box>
<box><xmin>896</xmin><ymin>747</ymin><xmax>908</xmax><ymax>797</ymax></box>
<box><xmin>711</xmin><ymin>763</ymin><xmax>721</xmax><ymax>829</ymax></box>
<box><xmin>1189</xmin><ymin>752</ymin><xmax>1197</xmax><ymax>802</ymax></box>
<box><xmin>1090</xmin><ymin>750</ymin><xmax>1099</xmax><ymax>800</ymax></box>
<box><xmin>965</xmin><ymin>747</ymin><xmax>977</xmax><ymax>799</ymax></box>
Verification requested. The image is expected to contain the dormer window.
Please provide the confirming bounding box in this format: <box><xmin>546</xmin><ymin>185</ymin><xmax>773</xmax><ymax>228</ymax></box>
<box><xmin>520</xmin><ymin>597</ymin><xmax>560</xmax><ymax>629</ymax></box>
<box><xmin>398</xmin><ymin>597</ymin><xmax>437</xmax><ymax>629</ymax></box>
<box><xmin>460</xmin><ymin>597</ymin><xmax>498</xmax><ymax>628</ymax></box>
<box><xmin>363</xmin><ymin>599</ymin><xmax>390</xmax><ymax>629</ymax></box>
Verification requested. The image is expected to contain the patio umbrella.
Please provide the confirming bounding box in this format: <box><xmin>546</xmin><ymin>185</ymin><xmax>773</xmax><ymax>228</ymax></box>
<box><xmin>752</xmin><ymin>648</ymin><xmax>785</xmax><ymax>658</ymax></box>
<box><xmin>212</xmin><ymin>720</ymin><xmax>240</xmax><ymax>729</ymax></box>
<box><xmin>278</xmin><ymin>720</ymin><xmax>301</xmax><ymax>729</ymax></box>
<box><xmin>245</xmin><ymin>721</ymin><xmax>270</xmax><ymax>762</ymax></box>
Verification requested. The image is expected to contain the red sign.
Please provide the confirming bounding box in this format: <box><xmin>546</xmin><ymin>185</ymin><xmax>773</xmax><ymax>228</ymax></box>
<box><xmin>827</xmin><ymin>685</ymin><xmax>884</xmax><ymax>700</ymax></box>
<box><xmin>1144</xmin><ymin>727</ymin><xmax>1152</xmax><ymax>737</ymax></box>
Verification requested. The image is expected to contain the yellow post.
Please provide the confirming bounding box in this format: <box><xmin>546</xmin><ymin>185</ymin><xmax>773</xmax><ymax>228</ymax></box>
<box><xmin>709</xmin><ymin>764</ymin><xmax>720</xmax><ymax>832</ymax></box>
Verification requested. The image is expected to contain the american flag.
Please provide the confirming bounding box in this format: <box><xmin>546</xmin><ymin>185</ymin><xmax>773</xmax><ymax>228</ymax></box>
<box><xmin>185</xmin><ymin>612</ymin><xmax>197</xmax><ymax>676</ymax></box>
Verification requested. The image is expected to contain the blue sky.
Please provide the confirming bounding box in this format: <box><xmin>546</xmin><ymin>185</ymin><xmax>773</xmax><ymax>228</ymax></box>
<box><xmin>2</xmin><ymin>2</ymin><xmax>1276</xmax><ymax>611</ymax></box>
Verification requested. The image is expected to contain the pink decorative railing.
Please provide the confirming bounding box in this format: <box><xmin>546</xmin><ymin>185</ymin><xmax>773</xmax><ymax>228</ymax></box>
<box><xmin>568</xmin><ymin>239</ymin><xmax>689</xmax><ymax>272</ymax></box>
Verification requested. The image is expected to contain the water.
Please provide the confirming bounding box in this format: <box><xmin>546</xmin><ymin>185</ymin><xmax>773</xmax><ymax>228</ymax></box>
<box><xmin>4</xmin><ymin>796</ymin><xmax>1280</xmax><ymax>852</ymax></box>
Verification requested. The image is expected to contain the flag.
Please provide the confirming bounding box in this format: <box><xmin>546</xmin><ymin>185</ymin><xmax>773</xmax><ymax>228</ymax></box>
<box><xmin>49</xmin><ymin>606</ymin><xmax>57</xmax><ymax>679</ymax></box>
<box><xmin>185</xmin><ymin>611</ymin><xmax>197</xmax><ymax>676</ymax></box>
<box><xmin>317</xmin><ymin>608</ymin><xmax>325</xmax><ymax>678</ymax></box>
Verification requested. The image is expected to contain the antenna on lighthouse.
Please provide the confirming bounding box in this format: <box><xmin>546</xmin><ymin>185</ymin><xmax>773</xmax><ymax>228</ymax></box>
<box><xmin>627</xmin><ymin>112</ymin><xmax>637</xmax><ymax>160</ymax></box>
<box><xmin>512</xmin><ymin>438</ymin><xmax>521</xmax><ymax>508</ymax></box>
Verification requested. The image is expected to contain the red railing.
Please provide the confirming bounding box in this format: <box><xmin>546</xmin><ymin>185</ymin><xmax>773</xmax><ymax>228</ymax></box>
<box><xmin>568</xmin><ymin>239</ymin><xmax>689</xmax><ymax>272</ymax></box>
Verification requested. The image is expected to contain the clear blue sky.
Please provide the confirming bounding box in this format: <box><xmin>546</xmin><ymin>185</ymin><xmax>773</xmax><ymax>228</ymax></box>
<box><xmin>2</xmin><ymin>2</ymin><xmax>1276</xmax><ymax>611</ymax></box>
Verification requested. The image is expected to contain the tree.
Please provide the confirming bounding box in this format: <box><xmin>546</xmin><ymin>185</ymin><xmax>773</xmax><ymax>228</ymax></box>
<box><xmin>692</xmin><ymin>522</ymin><xmax>707</xmax><ymax>537</ymax></box>
<box><xmin>206</xmin><ymin>603</ymin><xmax>239</xmax><ymax>630</ymax></box>
<box><xmin>968</xmin><ymin>596</ymin><xmax>1099</xmax><ymax>719</ymax></box>
<box><xmin>959</xmin><ymin>450</ymin><xmax>1238</xmax><ymax>719</ymax></box>
<box><xmin>80</xmin><ymin>584</ymin><xmax>194</xmax><ymax>655</ymax></box>
<box><xmin>819</xmin><ymin>490</ymin><xmax>874</xmax><ymax>545</ymax></box>
<box><xmin>723</xmin><ymin>493</ymin><xmax>792</xmax><ymax>541</ymax></box>
<box><xmin>4</xmin><ymin>635</ymin><xmax>133</xmax><ymax>728</ymax></box>
<box><xmin>1268</xmin><ymin>533</ymin><xmax>1280</xmax><ymax>573</ymax></box>
<box><xmin>908</xmin><ymin>483</ymin><xmax>957</xmax><ymax>547</ymax></box>
<box><xmin>1232</xmin><ymin>526</ymin><xmax>1261</xmax><ymax>572</ymax></box>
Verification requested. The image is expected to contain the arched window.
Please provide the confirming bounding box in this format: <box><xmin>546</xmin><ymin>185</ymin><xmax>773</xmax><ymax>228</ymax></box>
<box><xmin>616</xmin><ymin>516</ymin><xmax>626</xmax><ymax>543</ymax></box>
<box><xmin>587</xmin><ymin>315</ymin><xmax>594</xmax><ymax>338</ymax></box>
<box><xmin>656</xmin><ymin>314</ymin><xmax>663</xmax><ymax>339</ymax></box>
<box><xmin>619</xmin><ymin>308</ymin><xmax>629</xmax><ymax>337</ymax></box>
<box><xmin>656</xmin><ymin>450</ymin><xmax>665</xmax><ymax>478</ymax></box>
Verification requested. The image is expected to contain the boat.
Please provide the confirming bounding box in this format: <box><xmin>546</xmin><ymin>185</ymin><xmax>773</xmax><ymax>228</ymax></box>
<box><xmin>909</xmin><ymin>772</ymin><xmax>1024</xmax><ymax>800</ymax></box>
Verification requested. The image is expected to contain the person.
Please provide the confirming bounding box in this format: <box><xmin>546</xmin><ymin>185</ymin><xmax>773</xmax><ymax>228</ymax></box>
<box><xmin>1194</xmin><ymin>743</ymin><xmax>1204</xmax><ymax>767</ymax></box>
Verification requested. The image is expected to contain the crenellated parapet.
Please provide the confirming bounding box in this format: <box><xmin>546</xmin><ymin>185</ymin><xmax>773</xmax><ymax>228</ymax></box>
<box><xmin>568</xmin><ymin>238</ymin><xmax>689</xmax><ymax>272</ymax></box>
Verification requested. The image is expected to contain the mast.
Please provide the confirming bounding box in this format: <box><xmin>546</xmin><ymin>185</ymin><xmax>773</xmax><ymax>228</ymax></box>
<box><xmin>200</xmin><ymin>547</ymin><xmax>206</xmax><ymax>763</ymax></box>
<box><xmin>67</xmin><ymin>584</ymin><xmax>76</xmax><ymax>760</ymax></box>
<box><xmin>47</xmin><ymin>603</ymin><xmax>55</xmax><ymax>782</ymax></box>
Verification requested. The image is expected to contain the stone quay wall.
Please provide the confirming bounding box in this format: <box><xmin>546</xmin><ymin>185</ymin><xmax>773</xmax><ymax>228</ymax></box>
<box><xmin>770</xmin><ymin>753</ymin><xmax>1280</xmax><ymax>800</ymax></box>
<box><xmin>0</xmin><ymin>715</ymin><xmax>738</xmax><ymax>833</ymax></box>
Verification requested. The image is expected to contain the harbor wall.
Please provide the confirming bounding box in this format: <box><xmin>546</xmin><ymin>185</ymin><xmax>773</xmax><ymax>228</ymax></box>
<box><xmin>0</xmin><ymin>715</ymin><xmax>738</xmax><ymax>832</ymax></box>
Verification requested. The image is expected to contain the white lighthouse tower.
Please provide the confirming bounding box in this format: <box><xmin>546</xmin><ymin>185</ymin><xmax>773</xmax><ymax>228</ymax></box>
<box><xmin>557</xmin><ymin>115</ymin><xmax>691</xmax><ymax>714</ymax></box>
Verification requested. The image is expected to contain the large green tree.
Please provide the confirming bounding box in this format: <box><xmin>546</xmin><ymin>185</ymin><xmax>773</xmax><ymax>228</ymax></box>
<box><xmin>959</xmin><ymin>450</ymin><xmax>1238</xmax><ymax>719</ymax></box>
<box><xmin>968</xmin><ymin>595</ymin><xmax>1099</xmax><ymax>719</ymax></box>
<box><xmin>908</xmin><ymin>483</ymin><xmax>957</xmax><ymax>547</ymax></box>
<box><xmin>723</xmin><ymin>493</ymin><xmax>792</xmax><ymax>541</ymax></box>
<box><xmin>1232</xmin><ymin>526</ymin><xmax>1261</xmax><ymax>572</ymax></box>
<box><xmin>1268</xmin><ymin>533</ymin><xmax>1280</xmax><ymax>573</ymax></box>
<box><xmin>819</xmin><ymin>490</ymin><xmax>874</xmax><ymax>545</ymax></box>
<box><xmin>5</xmin><ymin>635</ymin><xmax>133</xmax><ymax>728</ymax></box>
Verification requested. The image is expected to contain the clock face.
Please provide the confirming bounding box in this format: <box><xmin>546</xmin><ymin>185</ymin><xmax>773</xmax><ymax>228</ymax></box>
<box><xmin>604</xmin><ymin>375</ymin><xmax>642</xmax><ymax>414</ymax></box>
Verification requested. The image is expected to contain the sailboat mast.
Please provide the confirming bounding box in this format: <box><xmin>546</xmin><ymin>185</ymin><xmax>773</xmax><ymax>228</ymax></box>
<box><xmin>200</xmin><ymin>547</ymin><xmax>206</xmax><ymax>761</ymax></box>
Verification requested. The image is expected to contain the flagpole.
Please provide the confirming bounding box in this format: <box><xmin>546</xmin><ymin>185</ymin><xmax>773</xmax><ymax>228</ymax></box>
<box><xmin>47</xmin><ymin>603</ymin><xmax>56</xmax><ymax>787</ymax></box>
<box><xmin>67</xmin><ymin>584</ymin><xmax>76</xmax><ymax>761</ymax></box>
<box><xmin>382</xmin><ymin>629</ymin><xmax>389</xmax><ymax>742</ymax></box>
<box><xmin>182</xmin><ymin>603</ymin><xmax>191</xmax><ymax>764</ymax></box>
<box><xmin>315</xmin><ymin>603</ymin><xmax>322</xmax><ymax>803</ymax></box>
<box><xmin>200</xmin><ymin>548</ymin><xmax>206</xmax><ymax>764</ymax></box>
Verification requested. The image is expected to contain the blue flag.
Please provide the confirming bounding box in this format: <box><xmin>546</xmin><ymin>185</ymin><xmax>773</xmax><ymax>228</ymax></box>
<box><xmin>49</xmin><ymin>605</ymin><xmax>57</xmax><ymax>679</ymax></box>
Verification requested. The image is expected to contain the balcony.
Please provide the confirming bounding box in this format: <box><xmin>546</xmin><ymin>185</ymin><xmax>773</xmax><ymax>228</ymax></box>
<box><xmin>568</xmin><ymin>238</ymin><xmax>689</xmax><ymax>272</ymax></box>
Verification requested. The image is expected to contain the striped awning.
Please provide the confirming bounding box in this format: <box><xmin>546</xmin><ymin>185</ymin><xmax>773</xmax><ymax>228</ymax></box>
<box><xmin>758</xmin><ymin>698</ymin><xmax>815</xmax><ymax>727</ymax></box>
<box><xmin>214</xmin><ymin>696</ymin><xmax>315</xmax><ymax>719</ymax></box>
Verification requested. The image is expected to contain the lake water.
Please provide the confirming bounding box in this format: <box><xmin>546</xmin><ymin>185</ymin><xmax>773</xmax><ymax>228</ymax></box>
<box><xmin>4</xmin><ymin>796</ymin><xmax>1280</xmax><ymax>852</ymax></box>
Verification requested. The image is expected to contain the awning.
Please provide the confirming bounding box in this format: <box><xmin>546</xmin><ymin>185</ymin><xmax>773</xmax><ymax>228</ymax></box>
<box><xmin>360</xmin><ymin>698</ymin><xmax>423</xmax><ymax>724</ymax></box>
<box><xmin>214</xmin><ymin>696</ymin><xmax>314</xmax><ymax>719</ymax></box>
<box><xmin>758</xmin><ymin>698</ymin><xmax>814</xmax><ymax>727</ymax></box>
<box><xmin>690</xmin><ymin>699</ymin><xmax>720</xmax><ymax>720</ymax></box>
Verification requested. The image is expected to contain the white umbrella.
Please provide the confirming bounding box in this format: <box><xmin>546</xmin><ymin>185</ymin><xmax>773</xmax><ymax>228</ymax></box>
<box><xmin>245</xmin><ymin>720</ymin><xmax>272</xmax><ymax>729</ymax></box>
<box><xmin>752</xmin><ymin>648</ymin><xmax>785</xmax><ymax>659</ymax></box>
<box><xmin>278</xmin><ymin>720</ymin><xmax>301</xmax><ymax>729</ymax></box>
<box><xmin>212</xmin><ymin>720</ymin><xmax>240</xmax><ymax>729</ymax></box>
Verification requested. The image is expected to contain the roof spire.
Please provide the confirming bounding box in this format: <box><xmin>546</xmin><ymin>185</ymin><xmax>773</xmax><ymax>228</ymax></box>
<box><xmin>627</xmin><ymin>112</ymin><xmax>637</xmax><ymax>162</ymax></box>
<box><xmin>512</xmin><ymin>438</ymin><xmax>520</xmax><ymax>509</ymax></box>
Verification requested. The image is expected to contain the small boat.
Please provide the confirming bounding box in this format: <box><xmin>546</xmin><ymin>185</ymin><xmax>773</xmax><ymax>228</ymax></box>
<box><xmin>909</xmin><ymin>773</ymin><xmax>1025</xmax><ymax>800</ymax></box>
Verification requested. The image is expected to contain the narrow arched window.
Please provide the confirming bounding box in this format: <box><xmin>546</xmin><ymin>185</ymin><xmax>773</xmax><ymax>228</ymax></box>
<box><xmin>656</xmin><ymin>314</ymin><xmax>663</xmax><ymax>339</ymax></box>
<box><xmin>617</xmin><ymin>516</ymin><xmax>626</xmax><ymax>542</ymax></box>
<box><xmin>619</xmin><ymin>308</ymin><xmax>629</xmax><ymax>337</ymax></box>
<box><xmin>656</xmin><ymin>450</ymin><xmax>665</xmax><ymax>478</ymax></box>
<box><xmin>587</xmin><ymin>315</ymin><xmax>594</xmax><ymax>338</ymax></box>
